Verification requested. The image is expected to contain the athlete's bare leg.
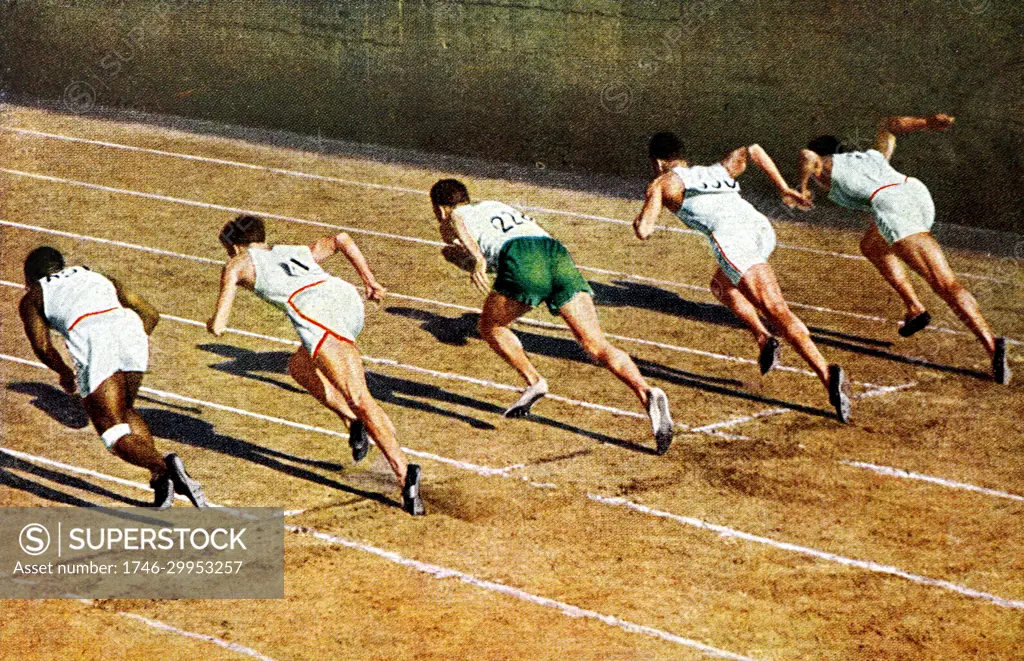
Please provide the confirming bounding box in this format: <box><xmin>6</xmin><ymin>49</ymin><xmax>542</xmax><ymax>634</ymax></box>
<box><xmin>289</xmin><ymin>347</ymin><xmax>358</xmax><ymax>424</ymax></box>
<box><xmin>558</xmin><ymin>292</ymin><xmax>651</xmax><ymax>407</ymax></box>
<box><xmin>478</xmin><ymin>291</ymin><xmax>544</xmax><ymax>386</ymax></box>
<box><xmin>738</xmin><ymin>264</ymin><xmax>831</xmax><ymax>387</ymax></box>
<box><xmin>893</xmin><ymin>232</ymin><xmax>997</xmax><ymax>356</ymax></box>
<box><xmin>312</xmin><ymin>336</ymin><xmax>408</xmax><ymax>485</ymax></box>
<box><xmin>859</xmin><ymin>225</ymin><xmax>927</xmax><ymax>320</ymax></box>
<box><xmin>83</xmin><ymin>371</ymin><xmax>165</xmax><ymax>479</ymax></box>
<box><xmin>710</xmin><ymin>268</ymin><xmax>772</xmax><ymax>348</ymax></box>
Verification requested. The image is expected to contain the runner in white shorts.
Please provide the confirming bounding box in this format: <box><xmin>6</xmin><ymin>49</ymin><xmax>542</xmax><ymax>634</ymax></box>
<box><xmin>797</xmin><ymin>114</ymin><xmax>1010</xmax><ymax>384</ymax></box>
<box><xmin>207</xmin><ymin>215</ymin><xmax>424</xmax><ymax>514</ymax></box>
<box><xmin>636</xmin><ymin>132</ymin><xmax>852</xmax><ymax>422</ymax></box>
<box><xmin>18</xmin><ymin>247</ymin><xmax>207</xmax><ymax>508</ymax></box>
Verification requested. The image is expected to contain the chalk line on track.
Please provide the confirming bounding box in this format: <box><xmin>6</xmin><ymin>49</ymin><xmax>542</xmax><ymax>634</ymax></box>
<box><xmin>688</xmin><ymin>381</ymin><xmax>918</xmax><ymax>434</ymax></box>
<box><xmin>5</xmin><ymin>126</ymin><xmax>1013</xmax><ymax>285</ymax></box>
<box><xmin>0</xmin><ymin>353</ymin><xmax>521</xmax><ymax>478</ymax></box>
<box><xmin>841</xmin><ymin>460</ymin><xmax>1024</xmax><ymax>503</ymax></box>
<box><xmin>0</xmin><ymin>445</ymin><xmax>761</xmax><ymax>661</ymax></box>
<box><xmin>3</xmin><ymin>167</ymin><xmax>1018</xmax><ymax>347</ymax></box>
<box><xmin>0</xmin><ymin>566</ymin><xmax>279</xmax><ymax>661</ymax></box>
<box><xmin>0</xmin><ymin>218</ymin><xmax>903</xmax><ymax>389</ymax></box>
<box><xmin>588</xmin><ymin>494</ymin><xmax>1024</xmax><ymax>610</ymax></box>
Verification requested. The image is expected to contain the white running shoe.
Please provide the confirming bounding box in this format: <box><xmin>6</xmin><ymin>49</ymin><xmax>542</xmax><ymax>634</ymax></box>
<box><xmin>647</xmin><ymin>388</ymin><xmax>674</xmax><ymax>455</ymax></box>
<box><xmin>503</xmin><ymin>379</ymin><xmax>549</xmax><ymax>418</ymax></box>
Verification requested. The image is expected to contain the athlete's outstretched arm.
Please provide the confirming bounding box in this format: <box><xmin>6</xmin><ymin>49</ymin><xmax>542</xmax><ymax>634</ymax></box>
<box><xmin>448</xmin><ymin>211</ymin><xmax>490</xmax><ymax>295</ymax></box>
<box><xmin>110</xmin><ymin>277</ymin><xmax>160</xmax><ymax>334</ymax></box>
<box><xmin>795</xmin><ymin>149</ymin><xmax>824</xmax><ymax>204</ymax></box>
<box><xmin>875</xmin><ymin>113</ymin><xmax>955</xmax><ymax>160</ymax></box>
<box><xmin>310</xmin><ymin>233</ymin><xmax>386</xmax><ymax>301</ymax></box>
<box><xmin>19</xmin><ymin>289</ymin><xmax>76</xmax><ymax>394</ymax></box>
<box><xmin>745</xmin><ymin>144</ymin><xmax>812</xmax><ymax>209</ymax></box>
<box><xmin>207</xmin><ymin>259</ymin><xmax>242</xmax><ymax>337</ymax></box>
<box><xmin>634</xmin><ymin>179</ymin><xmax>665</xmax><ymax>240</ymax></box>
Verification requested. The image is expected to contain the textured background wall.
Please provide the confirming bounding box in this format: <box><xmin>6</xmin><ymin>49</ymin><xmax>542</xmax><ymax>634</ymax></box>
<box><xmin>1</xmin><ymin>0</ymin><xmax>1021</xmax><ymax>235</ymax></box>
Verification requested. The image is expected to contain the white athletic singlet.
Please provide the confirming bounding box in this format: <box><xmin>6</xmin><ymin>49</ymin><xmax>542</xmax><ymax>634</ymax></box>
<box><xmin>39</xmin><ymin>266</ymin><xmax>123</xmax><ymax>337</ymax></box>
<box><xmin>454</xmin><ymin>201</ymin><xmax>550</xmax><ymax>269</ymax></box>
<box><xmin>671</xmin><ymin>164</ymin><xmax>746</xmax><ymax>235</ymax></box>
<box><xmin>829</xmin><ymin>149</ymin><xmax>908</xmax><ymax>212</ymax></box>
<box><xmin>250</xmin><ymin>245</ymin><xmax>332</xmax><ymax>310</ymax></box>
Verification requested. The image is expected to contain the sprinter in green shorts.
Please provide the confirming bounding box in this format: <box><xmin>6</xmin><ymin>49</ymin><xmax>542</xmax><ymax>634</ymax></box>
<box><xmin>430</xmin><ymin>179</ymin><xmax>675</xmax><ymax>454</ymax></box>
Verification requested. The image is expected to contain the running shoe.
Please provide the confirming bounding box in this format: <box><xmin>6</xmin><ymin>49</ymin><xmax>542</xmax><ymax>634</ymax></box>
<box><xmin>647</xmin><ymin>388</ymin><xmax>675</xmax><ymax>455</ymax></box>
<box><xmin>898</xmin><ymin>311</ymin><xmax>931</xmax><ymax>337</ymax></box>
<box><xmin>828</xmin><ymin>364</ymin><xmax>852</xmax><ymax>423</ymax></box>
<box><xmin>349</xmin><ymin>420</ymin><xmax>370</xmax><ymax>462</ymax></box>
<box><xmin>165</xmin><ymin>453</ymin><xmax>208</xmax><ymax>508</ymax></box>
<box><xmin>403</xmin><ymin>464</ymin><xmax>425</xmax><ymax>516</ymax></box>
<box><xmin>759</xmin><ymin>336</ymin><xmax>782</xmax><ymax>375</ymax></box>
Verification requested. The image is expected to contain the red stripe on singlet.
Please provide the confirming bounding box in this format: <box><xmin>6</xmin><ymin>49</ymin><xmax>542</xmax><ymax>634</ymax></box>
<box><xmin>67</xmin><ymin>307</ymin><xmax>118</xmax><ymax>331</ymax></box>
<box><xmin>869</xmin><ymin>175</ymin><xmax>910</xmax><ymax>202</ymax></box>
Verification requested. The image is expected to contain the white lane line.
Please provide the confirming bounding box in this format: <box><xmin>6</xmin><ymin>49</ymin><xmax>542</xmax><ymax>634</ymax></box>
<box><xmin>117</xmin><ymin>613</ymin><xmax>281</xmax><ymax>661</ymax></box>
<box><xmin>588</xmin><ymin>494</ymin><xmax>1024</xmax><ymax>610</ymax></box>
<box><xmin>0</xmin><ymin>168</ymin><xmax>445</xmax><ymax>248</ymax></box>
<box><xmin>289</xmin><ymin>524</ymin><xmax>762</xmax><ymax>661</ymax></box>
<box><xmin>688</xmin><ymin>381</ymin><xmax>918</xmax><ymax>434</ymax></box>
<box><xmin>7</xmin><ymin>126</ymin><xmax>1012</xmax><ymax>285</ymax></box>
<box><xmin>842</xmin><ymin>461</ymin><xmax>1024</xmax><ymax>503</ymax></box>
<box><xmin>0</xmin><ymin>354</ymin><xmax>521</xmax><ymax>479</ymax></box>
<box><xmin>0</xmin><ymin>444</ymin><xmax>760</xmax><ymax>661</ymax></box>
<box><xmin>0</xmin><ymin>219</ymin><xmax>899</xmax><ymax>386</ymax></box>
<box><xmin>0</xmin><ymin>568</ymin><xmax>278</xmax><ymax>661</ymax></box>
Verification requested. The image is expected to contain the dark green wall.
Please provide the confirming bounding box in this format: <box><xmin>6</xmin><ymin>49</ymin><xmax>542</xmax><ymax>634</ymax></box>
<box><xmin>2</xmin><ymin>0</ymin><xmax>1021</xmax><ymax>234</ymax></box>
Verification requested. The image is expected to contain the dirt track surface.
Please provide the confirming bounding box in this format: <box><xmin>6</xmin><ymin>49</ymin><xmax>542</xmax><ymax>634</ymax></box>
<box><xmin>1</xmin><ymin>106</ymin><xmax>1022</xmax><ymax>661</ymax></box>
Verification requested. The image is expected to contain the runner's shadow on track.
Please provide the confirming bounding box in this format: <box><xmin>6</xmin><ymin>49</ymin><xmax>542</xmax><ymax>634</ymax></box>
<box><xmin>590</xmin><ymin>280</ymin><xmax>897</xmax><ymax>349</ymax></box>
<box><xmin>197</xmin><ymin>343</ymin><xmax>496</xmax><ymax>430</ymax></box>
<box><xmin>387</xmin><ymin>307</ymin><xmax>838</xmax><ymax>421</ymax></box>
<box><xmin>196</xmin><ymin>344</ymin><xmax>653</xmax><ymax>451</ymax></box>
<box><xmin>0</xmin><ymin>452</ymin><xmax>150</xmax><ymax>506</ymax></box>
<box><xmin>198</xmin><ymin>345</ymin><xmax>305</xmax><ymax>394</ymax></box>
<box><xmin>808</xmin><ymin>335</ymin><xmax>992</xmax><ymax>380</ymax></box>
<box><xmin>6</xmin><ymin>381</ymin><xmax>91</xmax><ymax>429</ymax></box>
<box><xmin>136</xmin><ymin>406</ymin><xmax>404</xmax><ymax>511</ymax></box>
<box><xmin>589</xmin><ymin>280</ymin><xmax>742</xmax><ymax>328</ymax></box>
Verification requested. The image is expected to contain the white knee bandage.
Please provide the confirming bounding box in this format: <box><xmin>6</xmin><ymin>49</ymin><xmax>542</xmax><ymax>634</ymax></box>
<box><xmin>101</xmin><ymin>423</ymin><xmax>132</xmax><ymax>451</ymax></box>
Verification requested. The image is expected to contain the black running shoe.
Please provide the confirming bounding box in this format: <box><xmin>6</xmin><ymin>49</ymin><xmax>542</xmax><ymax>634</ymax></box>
<box><xmin>165</xmin><ymin>454</ymin><xmax>208</xmax><ymax>508</ymax></box>
<box><xmin>402</xmin><ymin>464</ymin><xmax>425</xmax><ymax>516</ymax></box>
<box><xmin>647</xmin><ymin>388</ymin><xmax>675</xmax><ymax>455</ymax></box>
<box><xmin>758</xmin><ymin>337</ymin><xmax>782</xmax><ymax>375</ymax></box>
<box><xmin>993</xmin><ymin>337</ymin><xmax>1011</xmax><ymax>385</ymax></box>
<box><xmin>150</xmin><ymin>472</ymin><xmax>174</xmax><ymax>510</ymax></box>
<box><xmin>349</xmin><ymin>420</ymin><xmax>370</xmax><ymax>462</ymax></box>
<box><xmin>828</xmin><ymin>364</ymin><xmax>852</xmax><ymax>423</ymax></box>
<box><xmin>898</xmin><ymin>311</ymin><xmax>931</xmax><ymax>338</ymax></box>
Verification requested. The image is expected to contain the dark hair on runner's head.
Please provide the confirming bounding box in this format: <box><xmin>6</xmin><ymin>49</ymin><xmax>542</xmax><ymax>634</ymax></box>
<box><xmin>219</xmin><ymin>215</ymin><xmax>266</xmax><ymax>247</ymax></box>
<box><xmin>806</xmin><ymin>135</ymin><xmax>842</xmax><ymax>156</ymax></box>
<box><xmin>648</xmin><ymin>131</ymin><xmax>685</xmax><ymax>160</ymax></box>
<box><xmin>430</xmin><ymin>179</ymin><xmax>470</xmax><ymax>207</ymax></box>
<box><xmin>24</xmin><ymin>246</ymin><xmax>65</xmax><ymax>282</ymax></box>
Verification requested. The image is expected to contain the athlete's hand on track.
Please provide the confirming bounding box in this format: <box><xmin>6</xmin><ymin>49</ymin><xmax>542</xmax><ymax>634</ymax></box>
<box><xmin>206</xmin><ymin>317</ymin><xmax>224</xmax><ymax>337</ymax></box>
<box><xmin>365</xmin><ymin>281</ymin><xmax>387</xmax><ymax>302</ymax></box>
<box><xmin>471</xmin><ymin>266</ymin><xmax>490</xmax><ymax>295</ymax></box>
<box><xmin>927</xmin><ymin>113</ymin><xmax>955</xmax><ymax>131</ymax></box>
<box><xmin>782</xmin><ymin>188</ymin><xmax>813</xmax><ymax>211</ymax></box>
